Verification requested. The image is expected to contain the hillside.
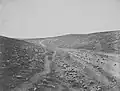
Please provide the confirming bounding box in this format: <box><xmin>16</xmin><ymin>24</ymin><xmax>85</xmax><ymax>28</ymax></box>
<box><xmin>0</xmin><ymin>30</ymin><xmax>120</xmax><ymax>91</ymax></box>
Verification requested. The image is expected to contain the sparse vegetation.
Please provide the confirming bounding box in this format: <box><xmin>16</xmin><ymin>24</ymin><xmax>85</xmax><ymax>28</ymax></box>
<box><xmin>0</xmin><ymin>31</ymin><xmax>120</xmax><ymax>91</ymax></box>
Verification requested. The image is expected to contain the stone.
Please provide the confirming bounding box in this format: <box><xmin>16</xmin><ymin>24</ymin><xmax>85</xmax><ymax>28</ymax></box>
<box><xmin>1</xmin><ymin>30</ymin><xmax>120</xmax><ymax>91</ymax></box>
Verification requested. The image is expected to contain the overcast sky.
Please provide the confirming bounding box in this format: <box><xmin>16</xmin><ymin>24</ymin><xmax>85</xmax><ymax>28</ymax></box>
<box><xmin>0</xmin><ymin>0</ymin><xmax>120</xmax><ymax>38</ymax></box>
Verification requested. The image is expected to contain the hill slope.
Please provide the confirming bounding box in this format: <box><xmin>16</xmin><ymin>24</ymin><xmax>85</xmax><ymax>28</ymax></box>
<box><xmin>0</xmin><ymin>30</ymin><xmax>120</xmax><ymax>91</ymax></box>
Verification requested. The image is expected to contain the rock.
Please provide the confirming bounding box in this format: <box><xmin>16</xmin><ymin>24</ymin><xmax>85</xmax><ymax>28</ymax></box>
<box><xmin>1</xmin><ymin>30</ymin><xmax>120</xmax><ymax>91</ymax></box>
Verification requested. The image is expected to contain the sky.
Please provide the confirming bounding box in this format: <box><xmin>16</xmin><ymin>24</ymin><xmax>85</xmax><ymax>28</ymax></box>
<box><xmin>0</xmin><ymin>0</ymin><xmax>120</xmax><ymax>38</ymax></box>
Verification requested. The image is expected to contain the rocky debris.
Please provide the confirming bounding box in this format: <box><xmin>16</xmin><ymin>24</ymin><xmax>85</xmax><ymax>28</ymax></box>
<box><xmin>0</xmin><ymin>36</ymin><xmax>46</xmax><ymax>91</ymax></box>
<box><xmin>0</xmin><ymin>30</ymin><xmax>120</xmax><ymax>91</ymax></box>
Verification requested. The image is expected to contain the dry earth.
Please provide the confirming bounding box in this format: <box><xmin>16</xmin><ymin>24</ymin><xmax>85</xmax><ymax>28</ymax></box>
<box><xmin>0</xmin><ymin>30</ymin><xmax>120</xmax><ymax>91</ymax></box>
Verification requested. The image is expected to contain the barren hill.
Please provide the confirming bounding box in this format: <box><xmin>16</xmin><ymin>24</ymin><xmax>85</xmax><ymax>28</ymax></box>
<box><xmin>0</xmin><ymin>30</ymin><xmax>120</xmax><ymax>91</ymax></box>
